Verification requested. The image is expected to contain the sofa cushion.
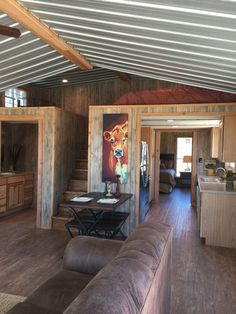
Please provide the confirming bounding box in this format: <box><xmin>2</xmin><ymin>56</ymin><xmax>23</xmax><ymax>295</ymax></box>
<box><xmin>28</xmin><ymin>270</ymin><xmax>93</xmax><ymax>313</ymax></box>
<box><xmin>64</xmin><ymin>222</ymin><xmax>172</xmax><ymax>314</ymax></box>
<box><xmin>63</xmin><ymin>236</ymin><xmax>123</xmax><ymax>275</ymax></box>
<box><xmin>8</xmin><ymin>270</ymin><xmax>93</xmax><ymax>314</ymax></box>
<box><xmin>7</xmin><ymin>301</ymin><xmax>59</xmax><ymax>314</ymax></box>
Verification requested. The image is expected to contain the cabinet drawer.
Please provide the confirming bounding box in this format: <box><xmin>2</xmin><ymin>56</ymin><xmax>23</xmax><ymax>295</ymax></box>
<box><xmin>7</xmin><ymin>176</ymin><xmax>24</xmax><ymax>184</ymax></box>
<box><xmin>0</xmin><ymin>185</ymin><xmax>6</xmax><ymax>198</ymax></box>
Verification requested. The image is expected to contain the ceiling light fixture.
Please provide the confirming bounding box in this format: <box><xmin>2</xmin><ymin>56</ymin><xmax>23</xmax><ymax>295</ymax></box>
<box><xmin>62</xmin><ymin>79</ymin><xmax>68</xmax><ymax>83</ymax></box>
<box><xmin>167</xmin><ymin>119</ymin><xmax>174</xmax><ymax>122</ymax></box>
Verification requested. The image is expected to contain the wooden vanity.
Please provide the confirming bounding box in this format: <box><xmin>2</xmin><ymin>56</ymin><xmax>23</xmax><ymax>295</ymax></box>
<box><xmin>198</xmin><ymin>176</ymin><xmax>236</xmax><ymax>248</ymax></box>
<box><xmin>0</xmin><ymin>173</ymin><xmax>33</xmax><ymax>215</ymax></box>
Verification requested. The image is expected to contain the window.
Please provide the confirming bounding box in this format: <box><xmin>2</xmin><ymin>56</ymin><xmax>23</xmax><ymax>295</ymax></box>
<box><xmin>176</xmin><ymin>137</ymin><xmax>192</xmax><ymax>176</ymax></box>
<box><xmin>5</xmin><ymin>88</ymin><xmax>27</xmax><ymax>107</ymax></box>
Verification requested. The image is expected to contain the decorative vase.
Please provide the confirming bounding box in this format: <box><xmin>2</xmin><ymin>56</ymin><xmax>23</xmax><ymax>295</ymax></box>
<box><xmin>206</xmin><ymin>169</ymin><xmax>215</xmax><ymax>176</ymax></box>
<box><xmin>226</xmin><ymin>180</ymin><xmax>234</xmax><ymax>191</ymax></box>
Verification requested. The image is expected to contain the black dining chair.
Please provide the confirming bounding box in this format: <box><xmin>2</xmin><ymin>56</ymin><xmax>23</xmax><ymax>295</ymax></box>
<box><xmin>65</xmin><ymin>207</ymin><xmax>97</xmax><ymax>238</ymax></box>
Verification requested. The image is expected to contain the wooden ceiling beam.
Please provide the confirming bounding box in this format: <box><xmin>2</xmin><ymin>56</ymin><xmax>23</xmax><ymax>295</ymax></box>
<box><xmin>0</xmin><ymin>0</ymin><xmax>93</xmax><ymax>70</ymax></box>
<box><xmin>0</xmin><ymin>24</ymin><xmax>21</xmax><ymax>38</ymax></box>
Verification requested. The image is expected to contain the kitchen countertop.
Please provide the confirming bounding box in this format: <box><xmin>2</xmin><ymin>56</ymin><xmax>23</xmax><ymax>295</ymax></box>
<box><xmin>0</xmin><ymin>172</ymin><xmax>33</xmax><ymax>178</ymax></box>
<box><xmin>198</xmin><ymin>175</ymin><xmax>236</xmax><ymax>194</ymax></box>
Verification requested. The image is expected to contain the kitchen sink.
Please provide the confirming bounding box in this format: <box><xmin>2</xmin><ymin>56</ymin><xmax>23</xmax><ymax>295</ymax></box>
<box><xmin>200</xmin><ymin>177</ymin><xmax>221</xmax><ymax>183</ymax></box>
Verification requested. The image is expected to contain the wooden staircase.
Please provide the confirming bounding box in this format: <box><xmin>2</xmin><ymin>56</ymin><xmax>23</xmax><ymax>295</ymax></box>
<box><xmin>51</xmin><ymin>152</ymin><xmax>88</xmax><ymax>231</ymax></box>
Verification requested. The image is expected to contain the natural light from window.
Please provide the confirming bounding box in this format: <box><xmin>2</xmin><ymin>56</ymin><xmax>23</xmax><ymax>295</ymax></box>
<box><xmin>5</xmin><ymin>88</ymin><xmax>27</xmax><ymax>107</ymax></box>
<box><xmin>176</xmin><ymin>137</ymin><xmax>192</xmax><ymax>176</ymax></box>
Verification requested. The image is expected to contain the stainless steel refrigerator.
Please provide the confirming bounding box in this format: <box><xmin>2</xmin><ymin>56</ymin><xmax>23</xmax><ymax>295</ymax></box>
<box><xmin>139</xmin><ymin>141</ymin><xmax>150</xmax><ymax>223</ymax></box>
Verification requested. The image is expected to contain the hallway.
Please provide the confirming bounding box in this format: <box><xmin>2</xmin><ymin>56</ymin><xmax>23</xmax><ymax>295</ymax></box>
<box><xmin>147</xmin><ymin>188</ymin><xmax>236</xmax><ymax>314</ymax></box>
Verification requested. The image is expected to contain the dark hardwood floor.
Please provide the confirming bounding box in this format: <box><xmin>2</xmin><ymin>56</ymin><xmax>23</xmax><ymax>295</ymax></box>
<box><xmin>0</xmin><ymin>190</ymin><xmax>235</xmax><ymax>314</ymax></box>
<box><xmin>146</xmin><ymin>188</ymin><xmax>236</xmax><ymax>314</ymax></box>
<box><xmin>0</xmin><ymin>208</ymin><xmax>69</xmax><ymax>296</ymax></box>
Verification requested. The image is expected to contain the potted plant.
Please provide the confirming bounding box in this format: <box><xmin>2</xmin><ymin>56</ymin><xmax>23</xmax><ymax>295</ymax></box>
<box><xmin>205</xmin><ymin>163</ymin><xmax>216</xmax><ymax>176</ymax></box>
<box><xmin>225</xmin><ymin>170</ymin><xmax>236</xmax><ymax>190</ymax></box>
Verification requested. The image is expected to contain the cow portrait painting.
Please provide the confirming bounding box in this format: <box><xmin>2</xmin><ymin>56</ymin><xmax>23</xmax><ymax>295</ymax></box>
<box><xmin>102</xmin><ymin>114</ymin><xmax>128</xmax><ymax>183</ymax></box>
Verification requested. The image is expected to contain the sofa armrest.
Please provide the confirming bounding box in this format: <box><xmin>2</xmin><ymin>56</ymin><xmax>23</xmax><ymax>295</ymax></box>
<box><xmin>63</xmin><ymin>236</ymin><xmax>123</xmax><ymax>275</ymax></box>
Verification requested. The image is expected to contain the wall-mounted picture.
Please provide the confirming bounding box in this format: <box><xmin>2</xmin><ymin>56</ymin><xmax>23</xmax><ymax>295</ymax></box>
<box><xmin>102</xmin><ymin>113</ymin><xmax>128</xmax><ymax>183</ymax></box>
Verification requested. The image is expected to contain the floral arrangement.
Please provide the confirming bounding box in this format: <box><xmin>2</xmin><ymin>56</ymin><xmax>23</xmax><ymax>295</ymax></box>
<box><xmin>223</xmin><ymin>170</ymin><xmax>236</xmax><ymax>181</ymax></box>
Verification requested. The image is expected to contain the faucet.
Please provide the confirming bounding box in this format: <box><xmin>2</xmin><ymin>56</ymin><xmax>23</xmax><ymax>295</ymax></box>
<box><xmin>215</xmin><ymin>167</ymin><xmax>227</xmax><ymax>178</ymax></box>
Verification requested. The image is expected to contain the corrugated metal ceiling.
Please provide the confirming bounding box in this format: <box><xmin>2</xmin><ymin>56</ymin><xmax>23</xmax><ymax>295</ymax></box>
<box><xmin>0</xmin><ymin>12</ymin><xmax>77</xmax><ymax>92</ymax></box>
<box><xmin>31</xmin><ymin>67</ymin><xmax>119</xmax><ymax>88</ymax></box>
<box><xmin>1</xmin><ymin>0</ymin><xmax>236</xmax><ymax>93</ymax></box>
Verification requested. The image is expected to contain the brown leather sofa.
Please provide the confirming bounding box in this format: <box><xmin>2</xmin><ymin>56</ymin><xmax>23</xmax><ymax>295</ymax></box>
<box><xmin>8</xmin><ymin>221</ymin><xmax>172</xmax><ymax>314</ymax></box>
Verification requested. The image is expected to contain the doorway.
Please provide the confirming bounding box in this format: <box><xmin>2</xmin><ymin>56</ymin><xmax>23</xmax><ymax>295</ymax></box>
<box><xmin>157</xmin><ymin>130</ymin><xmax>196</xmax><ymax>207</ymax></box>
<box><xmin>0</xmin><ymin>118</ymin><xmax>43</xmax><ymax>227</ymax></box>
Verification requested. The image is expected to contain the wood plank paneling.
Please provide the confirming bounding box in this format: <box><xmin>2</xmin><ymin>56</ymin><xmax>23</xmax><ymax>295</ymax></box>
<box><xmin>0</xmin><ymin>92</ymin><xmax>4</xmax><ymax>107</ymax></box>
<box><xmin>196</xmin><ymin>128</ymin><xmax>212</xmax><ymax>175</ymax></box>
<box><xmin>160</xmin><ymin>131</ymin><xmax>192</xmax><ymax>170</ymax></box>
<box><xmin>89</xmin><ymin>103</ymin><xmax>236</xmax><ymax>234</ymax></box>
<box><xmin>201</xmin><ymin>192</ymin><xmax>236</xmax><ymax>248</ymax></box>
<box><xmin>223</xmin><ymin>115</ymin><xmax>236</xmax><ymax>163</ymax></box>
<box><xmin>53</xmin><ymin>111</ymin><xmax>86</xmax><ymax>215</ymax></box>
<box><xmin>0</xmin><ymin>107</ymin><xmax>84</xmax><ymax>229</ymax></box>
<box><xmin>28</xmin><ymin>78</ymin><xmax>183</xmax><ymax>116</ymax></box>
<box><xmin>2</xmin><ymin>122</ymin><xmax>38</xmax><ymax>173</ymax></box>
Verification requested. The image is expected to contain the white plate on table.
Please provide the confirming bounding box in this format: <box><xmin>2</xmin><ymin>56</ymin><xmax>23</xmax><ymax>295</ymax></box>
<box><xmin>97</xmin><ymin>198</ymin><xmax>119</xmax><ymax>204</ymax></box>
<box><xmin>70</xmin><ymin>197</ymin><xmax>93</xmax><ymax>202</ymax></box>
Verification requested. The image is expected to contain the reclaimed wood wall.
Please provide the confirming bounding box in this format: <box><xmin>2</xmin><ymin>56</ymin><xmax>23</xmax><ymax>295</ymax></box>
<box><xmin>53</xmin><ymin>110</ymin><xmax>86</xmax><ymax>208</ymax></box>
<box><xmin>28</xmin><ymin>78</ymin><xmax>182</xmax><ymax>116</ymax></box>
<box><xmin>2</xmin><ymin>122</ymin><xmax>38</xmax><ymax>172</ymax></box>
<box><xmin>160</xmin><ymin>129</ymin><xmax>211</xmax><ymax>177</ymax></box>
<box><xmin>196</xmin><ymin>129</ymin><xmax>212</xmax><ymax>174</ymax></box>
<box><xmin>88</xmin><ymin>103</ymin><xmax>236</xmax><ymax>235</ymax></box>
<box><xmin>0</xmin><ymin>107</ymin><xmax>84</xmax><ymax>229</ymax></box>
<box><xmin>160</xmin><ymin>131</ymin><xmax>193</xmax><ymax>166</ymax></box>
<box><xmin>0</xmin><ymin>92</ymin><xmax>4</xmax><ymax>107</ymax></box>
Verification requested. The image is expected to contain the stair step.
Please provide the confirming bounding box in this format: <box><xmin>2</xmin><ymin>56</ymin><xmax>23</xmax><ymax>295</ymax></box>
<box><xmin>72</xmin><ymin>169</ymin><xmax>88</xmax><ymax>180</ymax></box>
<box><xmin>78</xmin><ymin>150</ymin><xmax>88</xmax><ymax>159</ymax></box>
<box><xmin>68</xmin><ymin>179</ymin><xmax>87</xmax><ymax>191</ymax></box>
<box><xmin>58</xmin><ymin>204</ymin><xmax>74</xmax><ymax>216</ymax></box>
<box><xmin>63</xmin><ymin>190</ymin><xmax>85</xmax><ymax>201</ymax></box>
<box><xmin>76</xmin><ymin>159</ymin><xmax>88</xmax><ymax>169</ymax></box>
<box><xmin>51</xmin><ymin>215</ymin><xmax>71</xmax><ymax>231</ymax></box>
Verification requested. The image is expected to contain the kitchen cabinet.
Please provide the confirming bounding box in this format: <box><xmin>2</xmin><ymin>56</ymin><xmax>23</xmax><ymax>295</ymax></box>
<box><xmin>211</xmin><ymin>127</ymin><xmax>223</xmax><ymax>159</ymax></box>
<box><xmin>198</xmin><ymin>176</ymin><xmax>236</xmax><ymax>248</ymax></box>
<box><xmin>7</xmin><ymin>176</ymin><xmax>24</xmax><ymax>210</ymax></box>
<box><xmin>24</xmin><ymin>174</ymin><xmax>33</xmax><ymax>205</ymax></box>
<box><xmin>0</xmin><ymin>178</ymin><xmax>7</xmax><ymax>212</ymax></box>
<box><xmin>0</xmin><ymin>173</ymin><xmax>34</xmax><ymax>215</ymax></box>
<box><xmin>223</xmin><ymin>116</ymin><xmax>236</xmax><ymax>162</ymax></box>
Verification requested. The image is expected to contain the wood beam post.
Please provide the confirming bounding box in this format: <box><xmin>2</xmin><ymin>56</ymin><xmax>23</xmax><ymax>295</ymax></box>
<box><xmin>0</xmin><ymin>0</ymin><xmax>93</xmax><ymax>70</ymax></box>
<box><xmin>0</xmin><ymin>24</ymin><xmax>21</xmax><ymax>38</ymax></box>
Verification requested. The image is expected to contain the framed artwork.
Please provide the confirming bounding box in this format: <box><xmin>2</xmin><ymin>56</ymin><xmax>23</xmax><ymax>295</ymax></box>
<box><xmin>102</xmin><ymin>113</ymin><xmax>128</xmax><ymax>183</ymax></box>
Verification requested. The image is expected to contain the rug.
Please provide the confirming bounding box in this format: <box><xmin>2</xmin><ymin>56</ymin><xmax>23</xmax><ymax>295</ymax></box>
<box><xmin>0</xmin><ymin>292</ymin><xmax>26</xmax><ymax>313</ymax></box>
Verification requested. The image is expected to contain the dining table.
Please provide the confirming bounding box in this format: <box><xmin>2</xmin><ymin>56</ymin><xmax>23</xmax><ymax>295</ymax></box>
<box><xmin>61</xmin><ymin>192</ymin><xmax>133</xmax><ymax>239</ymax></box>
